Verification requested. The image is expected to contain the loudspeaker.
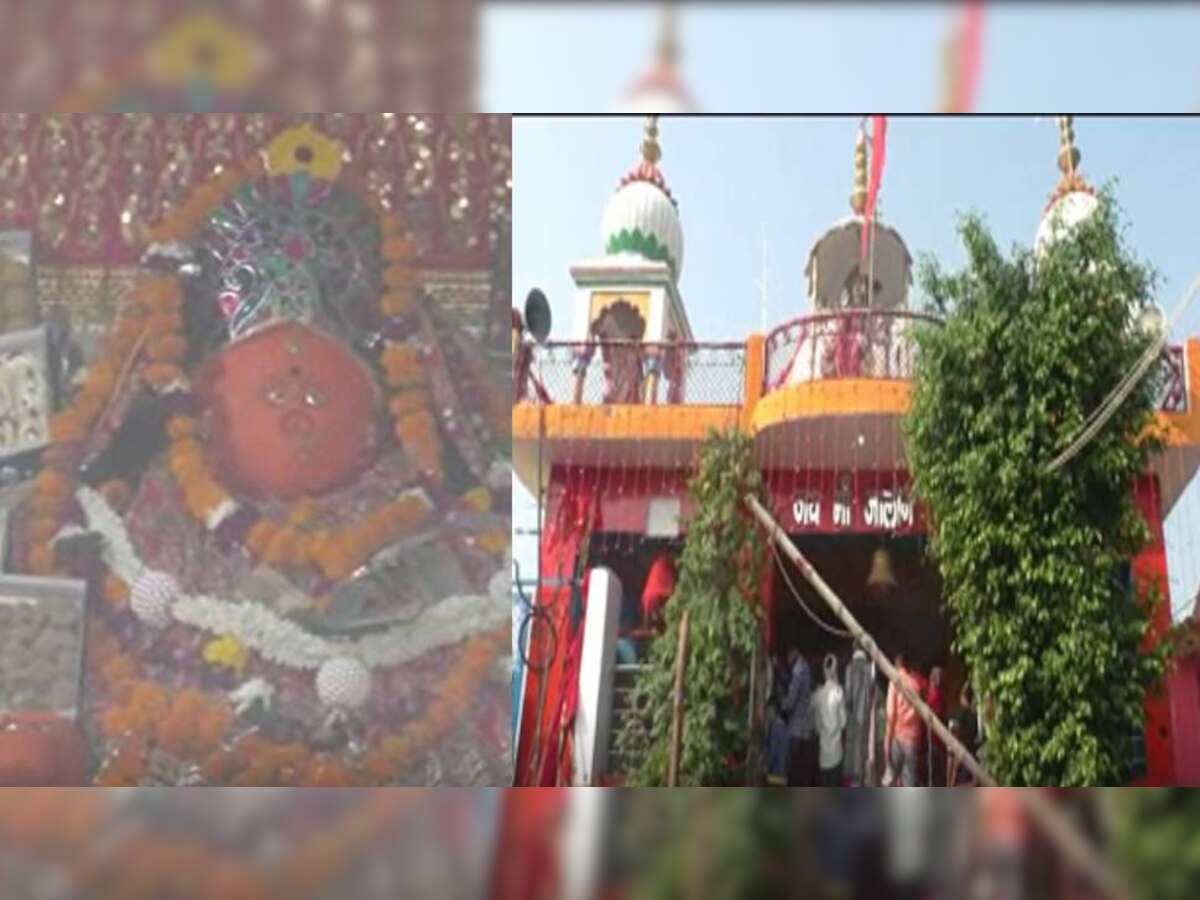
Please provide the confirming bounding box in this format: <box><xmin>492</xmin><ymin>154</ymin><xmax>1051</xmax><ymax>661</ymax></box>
<box><xmin>524</xmin><ymin>288</ymin><xmax>552</xmax><ymax>345</ymax></box>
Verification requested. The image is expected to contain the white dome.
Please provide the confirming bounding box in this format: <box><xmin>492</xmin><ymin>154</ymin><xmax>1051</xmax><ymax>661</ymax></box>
<box><xmin>602</xmin><ymin>178</ymin><xmax>684</xmax><ymax>278</ymax></box>
<box><xmin>805</xmin><ymin>215</ymin><xmax>912</xmax><ymax>311</ymax></box>
<box><xmin>1035</xmin><ymin>190</ymin><xmax>1100</xmax><ymax>257</ymax></box>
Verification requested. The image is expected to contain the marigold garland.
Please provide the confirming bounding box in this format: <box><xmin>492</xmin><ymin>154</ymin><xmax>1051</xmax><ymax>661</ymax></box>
<box><xmin>0</xmin><ymin>787</ymin><xmax>418</xmax><ymax>900</ymax></box>
<box><xmin>87</xmin><ymin>610</ymin><xmax>505</xmax><ymax>786</ymax></box>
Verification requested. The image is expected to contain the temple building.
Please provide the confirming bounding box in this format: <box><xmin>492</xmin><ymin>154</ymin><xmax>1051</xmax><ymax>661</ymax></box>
<box><xmin>511</xmin><ymin>116</ymin><xmax>1200</xmax><ymax>787</ymax></box>
<box><xmin>0</xmin><ymin>115</ymin><xmax>511</xmax><ymax>786</ymax></box>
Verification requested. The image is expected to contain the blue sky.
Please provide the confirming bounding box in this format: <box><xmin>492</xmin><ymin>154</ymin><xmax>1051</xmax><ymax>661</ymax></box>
<box><xmin>482</xmin><ymin>4</ymin><xmax>1200</xmax><ymax>113</ymax></box>
<box><xmin>512</xmin><ymin>114</ymin><xmax>1200</xmax><ymax>624</ymax></box>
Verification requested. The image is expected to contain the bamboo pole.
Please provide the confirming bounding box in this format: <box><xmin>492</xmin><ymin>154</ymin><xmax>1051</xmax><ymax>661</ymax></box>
<box><xmin>667</xmin><ymin>609</ymin><xmax>691</xmax><ymax>787</ymax></box>
<box><xmin>745</xmin><ymin>494</ymin><xmax>1129</xmax><ymax>900</ymax></box>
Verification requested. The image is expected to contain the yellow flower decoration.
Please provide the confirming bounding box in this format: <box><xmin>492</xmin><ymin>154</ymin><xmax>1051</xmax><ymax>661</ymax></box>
<box><xmin>461</xmin><ymin>487</ymin><xmax>492</xmax><ymax>513</ymax></box>
<box><xmin>263</xmin><ymin>124</ymin><xmax>344</xmax><ymax>182</ymax></box>
<box><xmin>475</xmin><ymin>530</ymin><xmax>509</xmax><ymax>558</ymax></box>
<box><xmin>144</xmin><ymin>12</ymin><xmax>263</xmax><ymax>93</ymax></box>
<box><xmin>203</xmin><ymin>634</ymin><xmax>248</xmax><ymax>673</ymax></box>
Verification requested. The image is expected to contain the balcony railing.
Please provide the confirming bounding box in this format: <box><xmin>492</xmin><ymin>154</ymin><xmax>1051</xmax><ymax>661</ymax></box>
<box><xmin>763</xmin><ymin>309</ymin><xmax>943</xmax><ymax>391</ymax></box>
<box><xmin>513</xmin><ymin>340</ymin><xmax>746</xmax><ymax>406</ymax></box>
<box><xmin>511</xmin><ymin>318</ymin><xmax>1189</xmax><ymax>414</ymax></box>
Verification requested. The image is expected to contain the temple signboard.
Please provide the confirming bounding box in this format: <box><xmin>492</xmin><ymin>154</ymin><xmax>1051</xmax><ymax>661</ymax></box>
<box><xmin>773</xmin><ymin>470</ymin><xmax>925</xmax><ymax>534</ymax></box>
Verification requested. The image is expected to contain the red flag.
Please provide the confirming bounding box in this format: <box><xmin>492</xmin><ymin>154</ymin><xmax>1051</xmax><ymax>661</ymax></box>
<box><xmin>860</xmin><ymin>115</ymin><xmax>887</xmax><ymax>263</ymax></box>
<box><xmin>953</xmin><ymin>1</ymin><xmax>984</xmax><ymax>114</ymax></box>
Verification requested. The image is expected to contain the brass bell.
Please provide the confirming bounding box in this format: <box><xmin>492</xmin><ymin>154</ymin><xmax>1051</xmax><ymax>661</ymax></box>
<box><xmin>866</xmin><ymin>541</ymin><xmax>897</xmax><ymax>595</ymax></box>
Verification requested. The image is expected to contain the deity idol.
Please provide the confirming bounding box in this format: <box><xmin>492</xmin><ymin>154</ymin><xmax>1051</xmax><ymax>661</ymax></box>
<box><xmin>4</xmin><ymin>125</ymin><xmax>511</xmax><ymax>786</ymax></box>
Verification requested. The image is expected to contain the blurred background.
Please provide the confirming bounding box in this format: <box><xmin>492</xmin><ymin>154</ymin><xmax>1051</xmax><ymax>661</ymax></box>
<box><xmin>483</xmin><ymin>2</ymin><xmax>1200</xmax><ymax>113</ymax></box>
<box><xmin>0</xmin><ymin>2</ymin><xmax>1198</xmax><ymax>112</ymax></box>
<box><xmin>1</xmin><ymin>788</ymin><xmax>1194</xmax><ymax>900</ymax></box>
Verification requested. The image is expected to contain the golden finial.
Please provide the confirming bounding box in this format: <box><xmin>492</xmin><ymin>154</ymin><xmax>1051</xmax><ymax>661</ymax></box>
<box><xmin>850</xmin><ymin>120</ymin><xmax>868</xmax><ymax>215</ymax></box>
<box><xmin>1057</xmin><ymin>115</ymin><xmax>1080</xmax><ymax>175</ymax></box>
<box><xmin>641</xmin><ymin>115</ymin><xmax>662</xmax><ymax>167</ymax></box>
<box><xmin>936</xmin><ymin>24</ymin><xmax>957</xmax><ymax>113</ymax></box>
<box><xmin>657</xmin><ymin>1</ymin><xmax>679</xmax><ymax>67</ymax></box>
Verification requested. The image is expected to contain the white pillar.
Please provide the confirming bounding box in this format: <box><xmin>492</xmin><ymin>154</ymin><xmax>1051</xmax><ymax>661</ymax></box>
<box><xmin>573</xmin><ymin>567</ymin><xmax>623</xmax><ymax>786</ymax></box>
<box><xmin>560</xmin><ymin>788</ymin><xmax>612</xmax><ymax>900</ymax></box>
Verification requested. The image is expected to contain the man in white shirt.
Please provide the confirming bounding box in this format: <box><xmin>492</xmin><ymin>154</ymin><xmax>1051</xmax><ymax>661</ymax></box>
<box><xmin>811</xmin><ymin>653</ymin><xmax>847</xmax><ymax>787</ymax></box>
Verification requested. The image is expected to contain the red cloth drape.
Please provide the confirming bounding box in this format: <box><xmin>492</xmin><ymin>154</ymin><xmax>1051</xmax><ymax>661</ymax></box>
<box><xmin>641</xmin><ymin>551</ymin><xmax>676</xmax><ymax>623</ymax></box>
<box><xmin>488</xmin><ymin>789</ymin><xmax>568</xmax><ymax>900</ymax></box>
<box><xmin>514</xmin><ymin>476</ymin><xmax>602</xmax><ymax>786</ymax></box>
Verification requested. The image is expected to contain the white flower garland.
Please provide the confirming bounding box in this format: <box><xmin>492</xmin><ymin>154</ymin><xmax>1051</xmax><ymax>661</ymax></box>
<box><xmin>75</xmin><ymin>487</ymin><xmax>507</xmax><ymax>673</ymax></box>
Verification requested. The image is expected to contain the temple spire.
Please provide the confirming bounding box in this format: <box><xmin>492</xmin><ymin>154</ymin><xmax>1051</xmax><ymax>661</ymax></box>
<box><xmin>657</xmin><ymin>1</ymin><xmax>679</xmax><ymax>67</ymax></box>
<box><xmin>1057</xmin><ymin>114</ymin><xmax>1081</xmax><ymax>177</ymax></box>
<box><xmin>641</xmin><ymin>115</ymin><xmax>662</xmax><ymax>167</ymax></box>
<box><xmin>850</xmin><ymin>120</ymin><xmax>868</xmax><ymax>215</ymax></box>
<box><xmin>1046</xmin><ymin>114</ymin><xmax>1093</xmax><ymax>208</ymax></box>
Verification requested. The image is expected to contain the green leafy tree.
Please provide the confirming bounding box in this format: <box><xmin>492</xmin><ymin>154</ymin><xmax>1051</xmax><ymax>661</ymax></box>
<box><xmin>615</xmin><ymin>429</ymin><xmax>765</xmax><ymax>786</ymax></box>
<box><xmin>904</xmin><ymin>190</ymin><xmax>1168</xmax><ymax>786</ymax></box>
<box><xmin>1111</xmin><ymin>789</ymin><xmax>1200</xmax><ymax>900</ymax></box>
<box><xmin>616</xmin><ymin>791</ymin><xmax>816</xmax><ymax>900</ymax></box>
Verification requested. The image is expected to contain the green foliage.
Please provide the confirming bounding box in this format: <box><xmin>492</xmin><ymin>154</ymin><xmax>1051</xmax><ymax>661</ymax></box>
<box><xmin>1112</xmin><ymin>789</ymin><xmax>1200</xmax><ymax>900</ymax></box>
<box><xmin>904</xmin><ymin>190</ymin><xmax>1168</xmax><ymax>786</ymax></box>
<box><xmin>617</xmin><ymin>791</ymin><xmax>814</xmax><ymax>900</ymax></box>
<box><xmin>615</xmin><ymin>429</ymin><xmax>765</xmax><ymax>786</ymax></box>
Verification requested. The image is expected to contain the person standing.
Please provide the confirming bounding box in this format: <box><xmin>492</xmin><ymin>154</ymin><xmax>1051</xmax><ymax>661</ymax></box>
<box><xmin>843</xmin><ymin>648</ymin><xmax>874</xmax><ymax>786</ymax></box>
<box><xmin>811</xmin><ymin>654</ymin><xmax>848</xmax><ymax>787</ymax></box>
<box><xmin>925</xmin><ymin>665</ymin><xmax>946</xmax><ymax>787</ymax></box>
<box><xmin>947</xmin><ymin>683</ymin><xmax>980</xmax><ymax>787</ymax></box>
<box><xmin>782</xmin><ymin>647</ymin><xmax>817</xmax><ymax>786</ymax></box>
<box><xmin>884</xmin><ymin>652</ymin><xmax>922</xmax><ymax>787</ymax></box>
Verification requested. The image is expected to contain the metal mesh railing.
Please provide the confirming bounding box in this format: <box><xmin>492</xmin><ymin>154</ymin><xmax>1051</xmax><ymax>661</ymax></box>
<box><xmin>1160</xmin><ymin>344</ymin><xmax>1188</xmax><ymax>413</ymax></box>
<box><xmin>763</xmin><ymin>308</ymin><xmax>943</xmax><ymax>391</ymax></box>
<box><xmin>513</xmin><ymin>340</ymin><xmax>747</xmax><ymax>407</ymax></box>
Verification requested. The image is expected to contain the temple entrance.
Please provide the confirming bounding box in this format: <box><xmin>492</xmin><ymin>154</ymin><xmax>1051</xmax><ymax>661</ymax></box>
<box><xmin>768</xmin><ymin>533</ymin><xmax>968</xmax><ymax>786</ymax></box>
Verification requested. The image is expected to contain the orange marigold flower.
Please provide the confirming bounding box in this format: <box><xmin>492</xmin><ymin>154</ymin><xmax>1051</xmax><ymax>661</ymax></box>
<box><xmin>380</xmin><ymin>343</ymin><xmax>422</xmax><ymax>384</ymax></box>
<box><xmin>143</xmin><ymin>362</ymin><xmax>185</xmax><ymax>388</ymax></box>
<box><xmin>131</xmin><ymin>276</ymin><xmax>176</xmax><ymax>306</ymax></box>
<box><xmin>287</xmin><ymin>532</ymin><xmax>313</xmax><ymax>568</ymax></box>
<box><xmin>48</xmin><ymin>411</ymin><xmax>85</xmax><ymax>443</ymax></box>
<box><xmin>98</xmin><ymin>479</ymin><xmax>133</xmax><ymax>512</ymax></box>
<box><xmin>262</xmin><ymin>528</ymin><xmax>296</xmax><ymax>568</ymax></box>
<box><xmin>381</xmin><ymin>236</ymin><xmax>417</xmax><ymax>263</ymax></box>
<box><xmin>286</xmin><ymin>497</ymin><xmax>317</xmax><ymax>526</ymax></box>
<box><xmin>184</xmin><ymin>478</ymin><xmax>229</xmax><ymax>518</ymax></box>
<box><xmin>245</xmin><ymin>520</ymin><xmax>277</xmax><ymax>557</ymax></box>
<box><xmin>382</xmin><ymin>264</ymin><xmax>418</xmax><ymax>290</ymax></box>
<box><xmin>378</xmin><ymin>213</ymin><xmax>405</xmax><ymax>236</ymax></box>
<box><xmin>167</xmin><ymin>416</ymin><xmax>200</xmax><ymax>442</ymax></box>
<box><xmin>476</xmin><ymin>530</ymin><xmax>509</xmax><ymax>557</ymax></box>
<box><xmin>98</xmin><ymin>706</ymin><xmax>141</xmax><ymax>740</ymax></box>
<box><xmin>379</xmin><ymin>288</ymin><xmax>417</xmax><ymax>318</ymax></box>
<box><xmin>388</xmin><ymin>389</ymin><xmax>431</xmax><ymax>417</ymax></box>
<box><xmin>146</xmin><ymin>334</ymin><xmax>187</xmax><ymax>363</ymax></box>
<box><xmin>103</xmin><ymin>575</ymin><xmax>131</xmax><ymax>607</ymax></box>
<box><xmin>147</xmin><ymin>312</ymin><xmax>185</xmax><ymax>335</ymax></box>
<box><xmin>41</xmin><ymin>444</ymin><xmax>75</xmax><ymax>469</ymax></box>
<box><xmin>25</xmin><ymin>516</ymin><xmax>60</xmax><ymax>544</ymax></box>
<box><xmin>82</xmin><ymin>363</ymin><xmax>118</xmax><ymax>397</ymax></box>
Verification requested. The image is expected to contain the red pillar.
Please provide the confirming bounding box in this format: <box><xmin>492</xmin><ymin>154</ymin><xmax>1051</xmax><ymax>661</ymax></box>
<box><xmin>513</xmin><ymin>471</ymin><xmax>590</xmax><ymax>786</ymax></box>
<box><xmin>1131</xmin><ymin>474</ymin><xmax>1177</xmax><ymax>785</ymax></box>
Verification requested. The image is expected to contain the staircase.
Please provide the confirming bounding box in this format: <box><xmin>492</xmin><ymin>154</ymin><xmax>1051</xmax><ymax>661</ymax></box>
<box><xmin>606</xmin><ymin>662</ymin><xmax>650</xmax><ymax>775</ymax></box>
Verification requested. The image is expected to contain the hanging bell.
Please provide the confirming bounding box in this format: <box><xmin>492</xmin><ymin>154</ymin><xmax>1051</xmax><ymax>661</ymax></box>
<box><xmin>866</xmin><ymin>541</ymin><xmax>897</xmax><ymax>596</ymax></box>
